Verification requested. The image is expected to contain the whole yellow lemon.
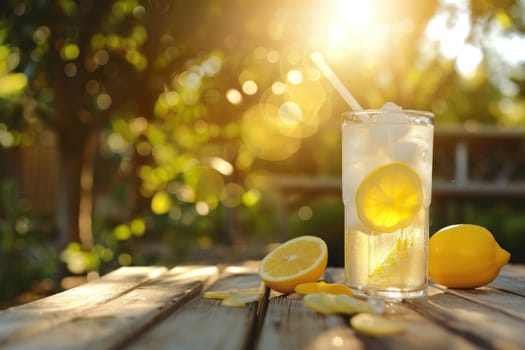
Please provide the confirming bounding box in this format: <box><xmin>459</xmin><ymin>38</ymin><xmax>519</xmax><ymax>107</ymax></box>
<box><xmin>429</xmin><ymin>224</ymin><xmax>510</xmax><ymax>289</ymax></box>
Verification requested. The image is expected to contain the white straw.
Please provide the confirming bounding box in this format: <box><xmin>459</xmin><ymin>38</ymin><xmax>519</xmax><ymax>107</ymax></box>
<box><xmin>310</xmin><ymin>51</ymin><xmax>363</xmax><ymax>111</ymax></box>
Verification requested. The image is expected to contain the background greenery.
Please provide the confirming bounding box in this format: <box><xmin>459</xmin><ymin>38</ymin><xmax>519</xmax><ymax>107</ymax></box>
<box><xmin>1</xmin><ymin>0</ymin><xmax>525</xmax><ymax>307</ymax></box>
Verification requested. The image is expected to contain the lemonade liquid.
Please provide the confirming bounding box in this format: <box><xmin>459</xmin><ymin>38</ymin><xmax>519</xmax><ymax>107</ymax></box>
<box><xmin>342</xmin><ymin>107</ymin><xmax>434</xmax><ymax>298</ymax></box>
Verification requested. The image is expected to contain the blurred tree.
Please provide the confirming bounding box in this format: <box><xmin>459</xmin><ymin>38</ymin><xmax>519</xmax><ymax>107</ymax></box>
<box><xmin>0</xmin><ymin>0</ymin><xmax>524</xmax><ymax>286</ymax></box>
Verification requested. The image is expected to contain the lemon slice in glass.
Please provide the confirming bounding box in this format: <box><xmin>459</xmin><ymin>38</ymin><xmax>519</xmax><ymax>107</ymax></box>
<box><xmin>356</xmin><ymin>162</ymin><xmax>422</xmax><ymax>233</ymax></box>
<box><xmin>368</xmin><ymin>237</ymin><xmax>411</xmax><ymax>286</ymax></box>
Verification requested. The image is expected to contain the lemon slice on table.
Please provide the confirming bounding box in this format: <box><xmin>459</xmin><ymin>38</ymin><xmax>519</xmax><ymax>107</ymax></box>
<box><xmin>220</xmin><ymin>294</ymin><xmax>261</xmax><ymax>307</ymax></box>
<box><xmin>303</xmin><ymin>293</ymin><xmax>337</xmax><ymax>314</ymax></box>
<box><xmin>350</xmin><ymin>313</ymin><xmax>406</xmax><ymax>336</ymax></box>
<box><xmin>295</xmin><ymin>281</ymin><xmax>352</xmax><ymax>296</ymax></box>
<box><xmin>334</xmin><ymin>294</ymin><xmax>372</xmax><ymax>314</ymax></box>
<box><xmin>258</xmin><ymin>235</ymin><xmax>328</xmax><ymax>293</ymax></box>
<box><xmin>356</xmin><ymin>162</ymin><xmax>422</xmax><ymax>233</ymax></box>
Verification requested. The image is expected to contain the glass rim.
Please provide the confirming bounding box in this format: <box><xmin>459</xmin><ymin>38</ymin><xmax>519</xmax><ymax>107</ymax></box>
<box><xmin>342</xmin><ymin>109</ymin><xmax>434</xmax><ymax>119</ymax></box>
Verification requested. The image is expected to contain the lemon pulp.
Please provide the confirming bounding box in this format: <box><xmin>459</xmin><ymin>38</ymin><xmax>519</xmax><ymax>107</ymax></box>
<box><xmin>356</xmin><ymin>162</ymin><xmax>423</xmax><ymax>233</ymax></box>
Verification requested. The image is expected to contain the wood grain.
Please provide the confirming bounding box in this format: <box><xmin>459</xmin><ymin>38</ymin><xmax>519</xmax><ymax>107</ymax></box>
<box><xmin>0</xmin><ymin>266</ymin><xmax>167</xmax><ymax>345</ymax></box>
<box><xmin>1</xmin><ymin>264</ymin><xmax>524</xmax><ymax>350</ymax></box>
<box><xmin>405</xmin><ymin>286</ymin><xmax>525</xmax><ymax>350</ymax></box>
<box><xmin>1</xmin><ymin>266</ymin><xmax>218</xmax><ymax>350</ymax></box>
<box><xmin>126</xmin><ymin>264</ymin><xmax>263</xmax><ymax>350</ymax></box>
<box><xmin>257</xmin><ymin>292</ymin><xmax>485</xmax><ymax>350</ymax></box>
<box><xmin>437</xmin><ymin>286</ymin><xmax>525</xmax><ymax>321</ymax></box>
<box><xmin>257</xmin><ymin>294</ymin><xmax>357</xmax><ymax>350</ymax></box>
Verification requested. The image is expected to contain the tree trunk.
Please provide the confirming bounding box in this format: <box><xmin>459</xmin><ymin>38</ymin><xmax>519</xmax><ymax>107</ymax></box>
<box><xmin>55</xmin><ymin>129</ymin><xmax>97</xmax><ymax>253</ymax></box>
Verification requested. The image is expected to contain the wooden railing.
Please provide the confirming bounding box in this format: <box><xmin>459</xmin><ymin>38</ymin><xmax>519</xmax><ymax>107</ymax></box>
<box><xmin>273</xmin><ymin>125</ymin><xmax>525</xmax><ymax>198</ymax></box>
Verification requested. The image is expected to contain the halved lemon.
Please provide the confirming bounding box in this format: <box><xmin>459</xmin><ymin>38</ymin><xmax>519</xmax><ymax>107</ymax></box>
<box><xmin>258</xmin><ymin>235</ymin><xmax>328</xmax><ymax>293</ymax></box>
<box><xmin>356</xmin><ymin>162</ymin><xmax>422</xmax><ymax>233</ymax></box>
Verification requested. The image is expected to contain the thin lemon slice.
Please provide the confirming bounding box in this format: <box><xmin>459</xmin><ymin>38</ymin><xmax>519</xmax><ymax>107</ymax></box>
<box><xmin>303</xmin><ymin>293</ymin><xmax>337</xmax><ymax>314</ymax></box>
<box><xmin>319</xmin><ymin>293</ymin><xmax>369</xmax><ymax>314</ymax></box>
<box><xmin>356</xmin><ymin>162</ymin><xmax>422</xmax><ymax>233</ymax></box>
<box><xmin>295</xmin><ymin>282</ymin><xmax>352</xmax><ymax>296</ymax></box>
<box><xmin>318</xmin><ymin>293</ymin><xmax>346</xmax><ymax>313</ymax></box>
<box><xmin>334</xmin><ymin>294</ymin><xmax>372</xmax><ymax>315</ymax></box>
<box><xmin>350</xmin><ymin>313</ymin><xmax>406</xmax><ymax>337</ymax></box>
<box><xmin>221</xmin><ymin>294</ymin><xmax>260</xmax><ymax>307</ymax></box>
<box><xmin>259</xmin><ymin>235</ymin><xmax>328</xmax><ymax>293</ymax></box>
<box><xmin>203</xmin><ymin>288</ymin><xmax>263</xmax><ymax>300</ymax></box>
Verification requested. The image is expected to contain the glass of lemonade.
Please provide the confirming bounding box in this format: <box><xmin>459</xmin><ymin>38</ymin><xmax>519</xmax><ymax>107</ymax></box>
<box><xmin>342</xmin><ymin>103</ymin><xmax>434</xmax><ymax>298</ymax></box>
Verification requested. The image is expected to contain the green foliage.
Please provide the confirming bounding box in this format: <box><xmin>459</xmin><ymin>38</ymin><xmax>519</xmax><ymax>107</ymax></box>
<box><xmin>0</xmin><ymin>178</ymin><xmax>57</xmax><ymax>308</ymax></box>
<box><xmin>288</xmin><ymin>195</ymin><xmax>344</xmax><ymax>266</ymax></box>
<box><xmin>430</xmin><ymin>198</ymin><xmax>525</xmax><ymax>263</ymax></box>
<box><xmin>1</xmin><ymin>0</ymin><xmax>525</xmax><ymax>307</ymax></box>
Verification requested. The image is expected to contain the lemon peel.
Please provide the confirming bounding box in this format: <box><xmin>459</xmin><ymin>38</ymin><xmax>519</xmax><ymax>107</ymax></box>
<box><xmin>429</xmin><ymin>224</ymin><xmax>510</xmax><ymax>288</ymax></box>
<box><xmin>295</xmin><ymin>281</ymin><xmax>352</xmax><ymax>296</ymax></box>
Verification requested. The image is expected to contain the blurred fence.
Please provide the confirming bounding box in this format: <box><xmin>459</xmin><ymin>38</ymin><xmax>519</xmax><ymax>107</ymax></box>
<box><xmin>270</xmin><ymin>125</ymin><xmax>525</xmax><ymax>264</ymax></box>
<box><xmin>273</xmin><ymin>124</ymin><xmax>525</xmax><ymax>197</ymax></box>
<box><xmin>10</xmin><ymin>124</ymin><xmax>525</xmax><ymax>213</ymax></box>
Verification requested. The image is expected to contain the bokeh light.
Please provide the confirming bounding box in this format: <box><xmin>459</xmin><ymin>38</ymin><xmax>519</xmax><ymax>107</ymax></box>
<box><xmin>221</xmin><ymin>183</ymin><xmax>244</xmax><ymax>208</ymax></box>
<box><xmin>286</xmin><ymin>70</ymin><xmax>303</xmax><ymax>85</ymax></box>
<box><xmin>279</xmin><ymin>102</ymin><xmax>302</xmax><ymax>124</ymax></box>
<box><xmin>298</xmin><ymin>205</ymin><xmax>313</xmax><ymax>220</ymax></box>
<box><xmin>208</xmin><ymin>157</ymin><xmax>234</xmax><ymax>176</ymax></box>
<box><xmin>242</xmin><ymin>80</ymin><xmax>258</xmax><ymax>95</ymax></box>
<box><xmin>271</xmin><ymin>81</ymin><xmax>286</xmax><ymax>95</ymax></box>
<box><xmin>96</xmin><ymin>93</ymin><xmax>112</xmax><ymax>110</ymax></box>
<box><xmin>151</xmin><ymin>191</ymin><xmax>172</xmax><ymax>214</ymax></box>
<box><xmin>226</xmin><ymin>89</ymin><xmax>243</xmax><ymax>105</ymax></box>
<box><xmin>241</xmin><ymin>104</ymin><xmax>301</xmax><ymax>160</ymax></box>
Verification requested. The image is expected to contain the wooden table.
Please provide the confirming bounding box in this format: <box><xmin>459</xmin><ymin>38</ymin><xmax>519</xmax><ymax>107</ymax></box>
<box><xmin>1</xmin><ymin>263</ymin><xmax>524</xmax><ymax>350</ymax></box>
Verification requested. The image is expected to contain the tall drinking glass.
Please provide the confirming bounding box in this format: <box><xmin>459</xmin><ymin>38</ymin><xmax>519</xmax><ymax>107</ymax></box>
<box><xmin>342</xmin><ymin>107</ymin><xmax>434</xmax><ymax>298</ymax></box>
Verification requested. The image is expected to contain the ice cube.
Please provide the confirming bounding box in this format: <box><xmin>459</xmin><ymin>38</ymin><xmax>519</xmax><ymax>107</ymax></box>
<box><xmin>381</xmin><ymin>102</ymin><xmax>402</xmax><ymax>111</ymax></box>
<box><xmin>369</xmin><ymin>124</ymin><xmax>411</xmax><ymax>145</ymax></box>
<box><xmin>375</xmin><ymin>102</ymin><xmax>408</xmax><ymax>124</ymax></box>
<box><xmin>374</xmin><ymin>111</ymin><xmax>408</xmax><ymax>124</ymax></box>
<box><xmin>389</xmin><ymin>141</ymin><xmax>417</xmax><ymax>163</ymax></box>
<box><xmin>344</xmin><ymin>205</ymin><xmax>371</xmax><ymax>234</ymax></box>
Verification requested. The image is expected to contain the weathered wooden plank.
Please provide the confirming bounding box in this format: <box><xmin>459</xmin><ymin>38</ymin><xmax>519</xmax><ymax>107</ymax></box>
<box><xmin>125</xmin><ymin>263</ymin><xmax>263</xmax><ymax>350</ymax></box>
<box><xmin>405</xmin><ymin>286</ymin><xmax>525</xmax><ymax>350</ymax></box>
<box><xmin>256</xmin><ymin>295</ymin><xmax>360</xmax><ymax>350</ymax></box>
<box><xmin>255</xmin><ymin>269</ymin><xmax>359</xmax><ymax>349</ymax></box>
<box><xmin>323</xmin><ymin>269</ymin><xmax>484</xmax><ymax>350</ymax></box>
<box><xmin>2</xmin><ymin>265</ymin><xmax>219</xmax><ymax>350</ymax></box>
<box><xmin>489</xmin><ymin>265</ymin><xmax>525</xmax><ymax>296</ymax></box>
<box><xmin>501</xmin><ymin>264</ymin><xmax>525</xmax><ymax>278</ymax></box>
<box><xmin>258</xmin><ymin>291</ymin><xmax>484</xmax><ymax>350</ymax></box>
<box><xmin>490</xmin><ymin>274</ymin><xmax>525</xmax><ymax>297</ymax></box>
<box><xmin>0</xmin><ymin>266</ymin><xmax>168</xmax><ymax>345</ymax></box>
<box><xmin>437</xmin><ymin>286</ymin><xmax>525</xmax><ymax>321</ymax></box>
